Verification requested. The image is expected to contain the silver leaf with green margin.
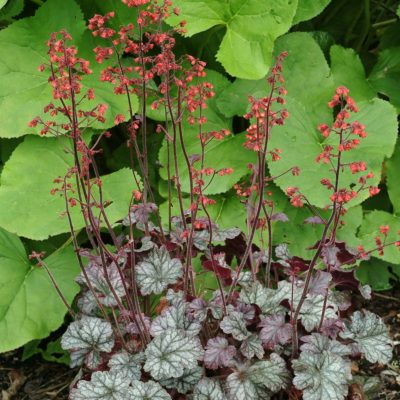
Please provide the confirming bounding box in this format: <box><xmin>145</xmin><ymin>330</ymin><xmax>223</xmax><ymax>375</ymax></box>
<box><xmin>144</xmin><ymin>330</ymin><xmax>204</xmax><ymax>380</ymax></box>
<box><xmin>220</xmin><ymin>310</ymin><xmax>249</xmax><ymax>340</ymax></box>
<box><xmin>70</xmin><ymin>370</ymin><xmax>130</xmax><ymax>400</ymax></box>
<box><xmin>108</xmin><ymin>350</ymin><xmax>144</xmax><ymax>382</ymax></box>
<box><xmin>136</xmin><ymin>246</ymin><xmax>182</xmax><ymax>295</ymax></box>
<box><xmin>193</xmin><ymin>378</ymin><xmax>225</xmax><ymax>400</ymax></box>
<box><xmin>127</xmin><ymin>380</ymin><xmax>172</xmax><ymax>400</ymax></box>
<box><xmin>293</xmin><ymin>350</ymin><xmax>351</xmax><ymax>400</ymax></box>
<box><xmin>340</xmin><ymin>310</ymin><xmax>392</xmax><ymax>364</ymax></box>
<box><xmin>61</xmin><ymin>316</ymin><xmax>114</xmax><ymax>369</ymax></box>
<box><xmin>160</xmin><ymin>366</ymin><xmax>203</xmax><ymax>394</ymax></box>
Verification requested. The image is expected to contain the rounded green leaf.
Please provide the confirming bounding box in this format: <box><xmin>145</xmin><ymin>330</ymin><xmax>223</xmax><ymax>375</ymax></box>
<box><xmin>386</xmin><ymin>140</ymin><xmax>400</xmax><ymax>214</ymax></box>
<box><xmin>158</xmin><ymin>69</ymin><xmax>253</xmax><ymax>195</ymax></box>
<box><xmin>268</xmin><ymin>97</ymin><xmax>398</xmax><ymax>208</ymax></box>
<box><xmin>357</xmin><ymin>257</ymin><xmax>400</xmax><ymax>292</ymax></box>
<box><xmin>217</xmin><ymin>32</ymin><xmax>334</xmax><ymax>126</ymax></box>
<box><xmin>0</xmin><ymin>135</ymin><xmax>139</xmax><ymax>239</ymax></box>
<box><xmin>330</xmin><ymin>45</ymin><xmax>375</xmax><ymax>102</ymax></box>
<box><xmin>0</xmin><ymin>228</ymin><xmax>80</xmax><ymax>352</ymax></box>
<box><xmin>0</xmin><ymin>0</ymin><xmax>24</xmax><ymax>22</ymax></box>
<box><xmin>293</xmin><ymin>0</ymin><xmax>331</xmax><ymax>24</ymax></box>
<box><xmin>369</xmin><ymin>47</ymin><xmax>400</xmax><ymax>112</ymax></box>
<box><xmin>0</xmin><ymin>0</ymin><xmax>135</xmax><ymax>138</ymax></box>
<box><xmin>357</xmin><ymin>210</ymin><xmax>400</xmax><ymax>264</ymax></box>
<box><xmin>168</xmin><ymin>0</ymin><xmax>298</xmax><ymax>79</ymax></box>
<box><xmin>0</xmin><ymin>0</ymin><xmax>85</xmax><ymax>138</ymax></box>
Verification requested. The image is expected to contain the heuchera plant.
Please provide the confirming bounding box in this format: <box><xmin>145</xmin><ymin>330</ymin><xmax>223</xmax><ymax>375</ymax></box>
<box><xmin>29</xmin><ymin>1</ymin><xmax>398</xmax><ymax>399</ymax></box>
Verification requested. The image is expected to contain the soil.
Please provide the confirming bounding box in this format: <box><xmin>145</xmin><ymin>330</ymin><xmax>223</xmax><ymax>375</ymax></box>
<box><xmin>0</xmin><ymin>287</ymin><xmax>399</xmax><ymax>400</ymax></box>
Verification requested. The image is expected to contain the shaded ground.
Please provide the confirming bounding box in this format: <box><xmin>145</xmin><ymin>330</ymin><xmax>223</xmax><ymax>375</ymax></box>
<box><xmin>1</xmin><ymin>287</ymin><xmax>399</xmax><ymax>400</ymax></box>
<box><xmin>0</xmin><ymin>351</ymin><xmax>75</xmax><ymax>400</ymax></box>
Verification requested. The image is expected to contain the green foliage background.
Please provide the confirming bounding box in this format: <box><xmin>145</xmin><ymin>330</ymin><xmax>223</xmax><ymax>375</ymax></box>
<box><xmin>0</xmin><ymin>0</ymin><xmax>399</xmax><ymax>352</ymax></box>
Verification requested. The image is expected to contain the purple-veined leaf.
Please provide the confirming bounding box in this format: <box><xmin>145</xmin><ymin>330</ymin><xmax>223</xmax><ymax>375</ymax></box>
<box><xmin>204</xmin><ymin>336</ymin><xmax>236</xmax><ymax>370</ymax></box>
<box><xmin>259</xmin><ymin>314</ymin><xmax>292</xmax><ymax>348</ymax></box>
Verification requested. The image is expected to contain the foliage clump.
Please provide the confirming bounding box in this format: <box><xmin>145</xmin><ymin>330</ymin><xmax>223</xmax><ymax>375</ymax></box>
<box><xmin>26</xmin><ymin>1</ymin><xmax>398</xmax><ymax>399</ymax></box>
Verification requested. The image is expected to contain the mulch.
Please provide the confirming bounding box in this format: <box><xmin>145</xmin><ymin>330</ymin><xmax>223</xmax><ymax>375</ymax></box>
<box><xmin>1</xmin><ymin>287</ymin><xmax>399</xmax><ymax>400</ymax></box>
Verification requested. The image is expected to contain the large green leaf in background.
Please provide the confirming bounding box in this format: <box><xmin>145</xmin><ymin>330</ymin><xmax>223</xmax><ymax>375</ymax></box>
<box><xmin>78</xmin><ymin>0</ymin><xmax>138</xmax><ymax>31</ymax></box>
<box><xmin>0</xmin><ymin>0</ymin><xmax>134</xmax><ymax>138</ymax></box>
<box><xmin>158</xmin><ymin>70</ymin><xmax>257</xmax><ymax>194</ymax></box>
<box><xmin>272</xmin><ymin>187</ymin><xmax>363</xmax><ymax>258</ymax></box>
<box><xmin>267</xmin><ymin>97</ymin><xmax>397</xmax><ymax>208</ymax></box>
<box><xmin>217</xmin><ymin>33</ymin><xmax>334</xmax><ymax>126</ymax></box>
<box><xmin>0</xmin><ymin>0</ymin><xmax>24</xmax><ymax>22</ymax></box>
<box><xmin>386</xmin><ymin>140</ymin><xmax>400</xmax><ymax>215</ymax></box>
<box><xmin>292</xmin><ymin>0</ymin><xmax>331</xmax><ymax>24</ymax></box>
<box><xmin>358</xmin><ymin>211</ymin><xmax>400</xmax><ymax>265</ymax></box>
<box><xmin>0</xmin><ymin>227</ymin><xmax>80</xmax><ymax>352</ymax></box>
<box><xmin>330</xmin><ymin>45</ymin><xmax>375</xmax><ymax>102</ymax></box>
<box><xmin>159</xmin><ymin>133</ymin><xmax>254</xmax><ymax>195</ymax></box>
<box><xmin>0</xmin><ymin>135</ymin><xmax>139</xmax><ymax>239</ymax></box>
<box><xmin>369</xmin><ymin>47</ymin><xmax>400</xmax><ymax>113</ymax></box>
<box><xmin>167</xmin><ymin>0</ymin><xmax>298</xmax><ymax>79</ymax></box>
<box><xmin>357</xmin><ymin>257</ymin><xmax>400</xmax><ymax>292</ymax></box>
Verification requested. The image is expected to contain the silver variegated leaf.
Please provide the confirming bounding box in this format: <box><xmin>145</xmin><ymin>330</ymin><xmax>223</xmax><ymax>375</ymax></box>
<box><xmin>300</xmin><ymin>294</ymin><xmax>338</xmax><ymax>332</ymax></box>
<box><xmin>340</xmin><ymin>310</ymin><xmax>392</xmax><ymax>364</ymax></box>
<box><xmin>165</xmin><ymin>288</ymin><xmax>185</xmax><ymax>305</ymax></box>
<box><xmin>78</xmin><ymin>262</ymin><xmax>126</xmax><ymax>307</ymax></box>
<box><xmin>213</xmin><ymin>227</ymin><xmax>241</xmax><ymax>242</ymax></box>
<box><xmin>239</xmin><ymin>282</ymin><xmax>285</xmax><ymax>315</ymax></box>
<box><xmin>249</xmin><ymin>354</ymin><xmax>290</xmax><ymax>392</ymax></box>
<box><xmin>193</xmin><ymin>378</ymin><xmax>226</xmax><ymax>400</ymax></box>
<box><xmin>300</xmin><ymin>334</ymin><xmax>350</xmax><ymax>357</ymax></box>
<box><xmin>134</xmin><ymin>236</ymin><xmax>155</xmax><ymax>253</ymax></box>
<box><xmin>193</xmin><ymin>230</ymin><xmax>210</xmax><ymax>250</ymax></box>
<box><xmin>70</xmin><ymin>370</ymin><xmax>129</xmax><ymax>400</ymax></box>
<box><xmin>136</xmin><ymin>246</ymin><xmax>182</xmax><ymax>295</ymax></box>
<box><xmin>220</xmin><ymin>311</ymin><xmax>249</xmax><ymax>340</ymax></box>
<box><xmin>204</xmin><ymin>336</ymin><xmax>236</xmax><ymax>369</ymax></box>
<box><xmin>144</xmin><ymin>330</ymin><xmax>204</xmax><ymax>380</ymax></box>
<box><xmin>240</xmin><ymin>334</ymin><xmax>264</xmax><ymax>359</ymax></box>
<box><xmin>160</xmin><ymin>366</ymin><xmax>203</xmax><ymax>394</ymax></box>
<box><xmin>77</xmin><ymin>290</ymin><xmax>98</xmax><ymax>315</ymax></box>
<box><xmin>275</xmin><ymin>243</ymin><xmax>290</xmax><ymax>260</ymax></box>
<box><xmin>127</xmin><ymin>380</ymin><xmax>171</xmax><ymax>400</ymax></box>
<box><xmin>108</xmin><ymin>351</ymin><xmax>144</xmax><ymax>382</ymax></box>
<box><xmin>61</xmin><ymin>317</ymin><xmax>114</xmax><ymax>369</ymax></box>
<box><xmin>150</xmin><ymin>300</ymin><xmax>201</xmax><ymax>338</ymax></box>
<box><xmin>225</xmin><ymin>372</ymin><xmax>261</xmax><ymax>400</ymax></box>
<box><xmin>292</xmin><ymin>350</ymin><xmax>351</xmax><ymax>400</ymax></box>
